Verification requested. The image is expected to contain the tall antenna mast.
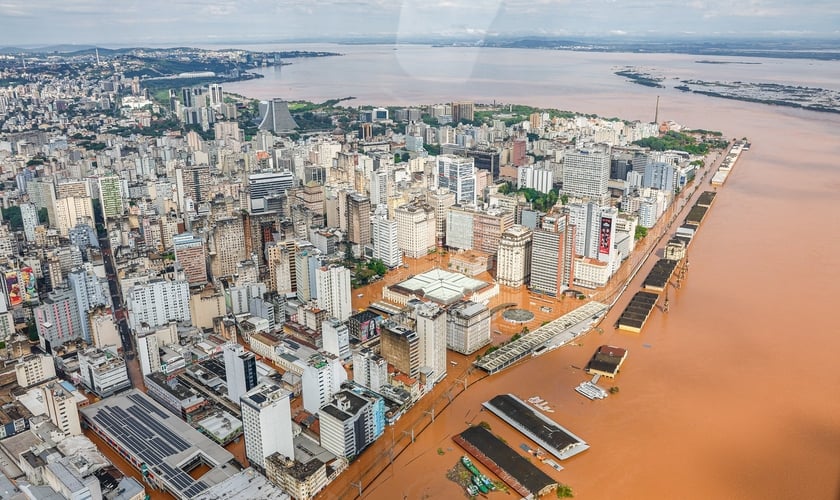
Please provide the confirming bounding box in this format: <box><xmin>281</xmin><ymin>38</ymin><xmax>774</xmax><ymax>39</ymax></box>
<box><xmin>654</xmin><ymin>96</ymin><xmax>660</xmax><ymax>124</ymax></box>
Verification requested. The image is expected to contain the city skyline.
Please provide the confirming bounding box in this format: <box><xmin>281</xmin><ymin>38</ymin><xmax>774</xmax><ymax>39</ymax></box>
<box><xmin>1</xmin><ymin>0</ymin><xmax>839</xmax><ymax>47</ymax></box>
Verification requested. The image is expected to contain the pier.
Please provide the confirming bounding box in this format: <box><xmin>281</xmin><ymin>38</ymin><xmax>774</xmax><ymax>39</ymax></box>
<box><xmin>482</xmin><ymin>394</ymin><xmax>589</xmax><ymax>460</ymax></box>
<box><xmin>616</xmin><ymin>291</ymin><xmax>659</xmax><ymax>332</ymax></box>
<box><xmin>643</xmin><ymin>259</ymin><xmax>680</xmax><ymax>292</ymax></box>
<box><xmin>454</xmin><ymin>426</ymin><xmax>558</xmax><ymax>498</ymax></box>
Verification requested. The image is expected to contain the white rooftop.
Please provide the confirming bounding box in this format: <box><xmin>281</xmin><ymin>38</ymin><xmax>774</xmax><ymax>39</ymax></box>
<box><xmin>393</xmin><ymin>268</ymin><xmax>489</xmax><ymax>305</ymax></box>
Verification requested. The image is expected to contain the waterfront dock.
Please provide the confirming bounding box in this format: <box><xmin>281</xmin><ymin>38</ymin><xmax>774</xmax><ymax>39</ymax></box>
<box><xmin>643</xmin><ymin>259</ymin><xmax>680</xmax><ymax>292</ymax></box>
<box><xmin>454</xmin><ymin>426</ymin><xmax>558</xmax><ymax>498</ymax></box>
<box><xmin>616</xmin><ymin>291</ymin><xmax>659</xmax><ymax>332</ymax></box>
<box><xmin>482</xmin><ymin>394</ymin><xmax>589</xmax><ymax>461</ymax></box>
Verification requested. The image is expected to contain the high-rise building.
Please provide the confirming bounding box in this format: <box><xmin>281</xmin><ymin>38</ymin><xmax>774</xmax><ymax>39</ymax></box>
<box><xmin>77</xmin><ymin>346</ymin><xmax>131</xmax><ymax>398</ymax></box>
<box><xmin>562</xmin><ymin>147</ymin><xmax>611</xmax><ymax>204</ymax></box>
<box><xmin>210</xmin><ymin>216</ymin><xmax>246</xmax><ymax>280</ymax></box>
<box><xmin>15</xmin><ymin>354</ymin><xmax>56</xmax><ymax>388</ymax></box>
<box><xmin>301</xmin><ymin>353</ymin><xmax>347</xmax><ymax>414</ymax></box>
<box><xmin>240</xmin><ymin>383</ymin><xmax>295</xmax><ymax>472</ymax></box>
<box><xmin>294</xmin><ymin>244</ymin><xmax>321</xmax><ymax>303</ymax></box>
<box><xmin>352</xmin><ymin>348</ymin><xmax>388</xmax><ymax>392</ymax></box>
<box><xmin>413</xmin><ymin>302</ymin><xmax>447</xmax><ymax>384</ymax></box>
<box><xmin>451</xmin><ymin>101</ymin><xmax>474</xmax><ymax>123</ymax></box>
<box><xmin>267</xmin><ymin>240</ymin><xmax>294</xmax><ymax>294</ymax></box>
<box><xmin>496</xmin><ymin>225</ymin><xmax>533</xmax><ymax>287</ymax></box>
<box><xmin>54</xmin><ymin>196</ymin><xmax>94</xmax><ymax>236</ymax></box>
<box><xmin>642</xmin><ymin>162</ymin><xmax>677</xmax><ymax>194</ymax></box>
<box><xmin>42</xmin><ymin>382</ymin><xmax>82</xmax><ymax>436</ymax></box>
<box><xmin>208</xmin><ymin>83</ymin><xmax>224</xmax><ymax>108</ymax></box>
<box><xmin>224</xmin><ymin>343</ymin><xmax>258</xmax><ymax>404</ymax></box>
<box><xmin>530</xmin><ymin>214</ymin><xmax>576</xmax><ymax>295</ymax></box>
<box><xmin>136</xmin><ymin>323</ymin><xmax>179</xmax><ymax>377</ymax></box>
<box><xmin>34</xmin><ymin>287</ymin><xmax>82</xmax><ymax>353</ymax></box>
<box><xmin>566</xmin><ymin>203</ymin><xmax>618</xmax><ymax>262</ymax></box>
<box><xmin>97</xmin><ymin>175</ymin><xmax>124</xmax><ymax>219</ymax></box>
<box><xmin>318</xmin><ymin>389</ymin><xmax>384</xmax><ymax>459</ymax></box>
<box><xmin>372</xmin><ymin>213</ymin><xmax>402</xmax><ymax>268</ymax></box>
<box><xmin>175</xmin><ymin>165</ymin><xmax>211</xmax><ymax>210</ymax></box>
<box><xmin>67</xmin><ymin>267</ymin><xmax>111</xmax><ymax>343</ymax></box>
<box><xmin>315</xmin><ymin>265</ymin><xmax>352</xmax><ymax>322</ymax></box>
<box><xmin>20</xmin><ymin>202</ymin><xmax>39</xmax><ymax>242</ymax></box>
<box><xmin>436</xmin><ymin>155</ymin><xmax>476</xmax><ymax>205</ymax></box>
<box><xmin>173</xmin><ymin>233</ymin><xmax>208</xmax><ymax>286</ymax></box>
<box><xmin>395</xmin><ymin>202</ymin><xmax>436</xmax><ymax>259</ymax></box>
<box><xmin>517</xmin><ymin>165</ymin><xmax>554</xmax><ymax>194</ymax></box>
<box><xmin>322</xmin><ymin>318</ymin><xmax>351</xmax><ymax>362</ymax></box>
<box><xmin>445</xmin><ymin>206</ymin><xmax>514</xmax><ymax>255</ymax></box>
<box><xmin>379</xmin><ymin>320</ymin><xmax>420</xmax><ymax>378</ymax></box>
<box><xmin>126</xmin><ymin>278</ymin><xmax>191</xmax><ymax>330</ymax></box>
<box><xmin>248</xmin><ymin>171</ymin><xmax>295</xmax><ymax>213</ymax></box>
<box><xmin>346</xmin><ymin>193</ymin><xmax>371</xmax><ymax>248</ymax></box>
<box><xmin>446</xmin><ymin>301</ymin><xmax>491</xmax><ymax>355</ymax></box>
<box><xmin>427</xmin><ymin>189</ymin><xmax>455</xmax><ymax>246</ymax></box>
<box><xmin>257</xmin><ymin>99</ymin><xmax>299</xmax><ymax>134</ymax></box>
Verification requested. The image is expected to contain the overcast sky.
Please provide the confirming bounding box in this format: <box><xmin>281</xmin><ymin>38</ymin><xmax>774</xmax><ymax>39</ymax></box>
<box><xmin>1</xmin><ymin>0</ymin><xmax>838</xmax><ymax>47</ymax></box>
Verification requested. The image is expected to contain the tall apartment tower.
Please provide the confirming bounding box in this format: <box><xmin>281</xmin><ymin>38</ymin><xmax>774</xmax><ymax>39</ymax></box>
<box><xmin>372</xmin><ymin>213</ymin><xmax>402</xmax><ymax>268</ymax></box>
<box><xmin>315</xmin><ymin>265</ymin><xmax>352</xmax><ymax>322</ymax></box>
<box><xmin>301</xmin><ymin>353</ymin><xmax>347</xmax><ymax>414</ymax></box>
<box><xmin>436</xmin><ymin>155</ymin><xmax>476</xmax><ymax>205</ymax></box>
<box><xmin>566</xmin><ymin>203</ymin><xmax>618</xmax><ymax>262</ymax></box>
<box><xmin>240</xmin><ymin>383</ymin><xmax>295</xmax><ymax>471</ymax></box>
<box><xmin>210</xmin><ymin>216</ymin><xmax>246</xmax><ymax>279</ymax></box>
<box><xmin>322</xmin><ymin>318</ymin><xmax>351</xmax><ymax>362</ymax></box>
<box><xmin>20</xmin><ymin>202</ymin><xmax>39</xmax><ymax>242</ymax></box>
<box><xmin>446</xmin><ymin>301</ymin><xmax>491</xmax><ymax>355</ymax></box>
<box><xmin>295</xmin><ymin>244</ymin><xmax>321</xmax><ymax>302</ymax></box>
<box><xmin>224</xmin><ymin>343</ymin><xmax>258</xmax><ymax>404</ymax></box>
<box><xmin>346</xmin><ymin>193</ymin><xmax>371</xmax><ymax>248</ymax></box>
<box><xmin>352</xmin><ymin>348</ymin><xmax>388</xmax><ymax>392</ymax></box>
<box><xmin>427</xmin><ymin>189</ymin><xmax>455</xmax><ymax>246</ymax></box>
<box><xmin>562</xmin><ymin>147</ymin><xmax>611</xmax><ymax>204</ymax></box>
<box><xmin>451</xmin><ymin>101</ymin><xmax>474</xmax><ymax>123</ymax></box>
<box><xmin>379</xmin><ymin>321</ymin><xmax>420</xmax><ymax>378</ymax></box>
<box><xmin>496</xmin><ymin>225</ymin><xmax>533</xmax><ymax>288</ymax></box>
<box><xmin>208</xmin><ymin>83</ymin><xmax>224</xmax><ymax>108</ymax></box>
<box><xmin>42</xmin><ymin>382</ymin><xmax>82</xmax><ymax>436</ymax></box>
<box><xmin>173</xmin><ymin>233</ymin><xmax>208</xmax><ymax>286</ymax></box>
<box><xmin>529</xmin><ymin>214</ymin><xmax>576</xmax><ymax>296</ymax></box>
<box><xmin>126</xmin><ymin>278</ymin><xmax>191</xmax><ymax>330</ymax></box>
<box><xmin>395</xmin><ymin>202</ymin><xmax>436</xmax><ymax>259</ymax></box>
<box><xmin>97</xmin><ymin>175</ymin><xmax>124</xmax><ymax>219</ymax></box>
<box><xmin>413</xmin><ymin>302</ymin><xmax>447</xmax><ymax>384</ymax></box>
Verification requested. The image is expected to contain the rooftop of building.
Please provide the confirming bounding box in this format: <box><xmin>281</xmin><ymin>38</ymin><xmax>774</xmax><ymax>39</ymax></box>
<box><xmin>194</xmin><ymin>467</ymin><xmax>290</xmax><ymax>500</ymax></box>
<box><xmin>388</xmin><ymin>268</ymin><xmax>491</xmax><ymax>305</ymax></box>
<box><xmin>146</xmin><ymin>372</ymin><xmax>201</xmax><ymax>402</ymax></box>
<box><xmin>80</xmin><ymin>390</ymin><xmax>236</xmax><ymax>499</ymax></box>
<box><xmin>266</xmin><ymin>452</ymin><xmax>325</xmax><ymax>481</ymax></box>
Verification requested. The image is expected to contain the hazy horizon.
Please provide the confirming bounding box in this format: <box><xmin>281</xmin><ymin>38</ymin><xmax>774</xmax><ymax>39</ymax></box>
<box><xmin>1</xmin><ymin>0</ymin><xmax>838</xmax><ymax>47</ymax></box>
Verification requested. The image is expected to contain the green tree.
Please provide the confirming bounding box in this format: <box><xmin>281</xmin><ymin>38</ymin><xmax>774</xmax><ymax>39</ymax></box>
<box><xmin>1</xmin><ymin>206</ymin><xmax>22</xmax><ymax>230</ymax></box>
<box><xmin>394</xmin><ymin>153</ymin><xmax>402</xmax><ymax>164</ymax></box>
<box><xmin>635</xmin><ymin>226</ymin><xmax>648</xmax><ymax>241</ymax></box>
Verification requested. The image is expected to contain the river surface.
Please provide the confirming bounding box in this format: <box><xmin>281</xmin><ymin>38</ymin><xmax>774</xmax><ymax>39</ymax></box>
<box><xmin>226</xmin><ymin>44</ymin><xmax>840</xmax><ymax>500</ymax></box>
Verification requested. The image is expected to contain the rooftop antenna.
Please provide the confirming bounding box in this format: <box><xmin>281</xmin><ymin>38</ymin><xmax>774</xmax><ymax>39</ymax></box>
<box><xmin>654</xmin><ymin>96</ymin><xmax>660</xmax><ymax>124</ymax></box>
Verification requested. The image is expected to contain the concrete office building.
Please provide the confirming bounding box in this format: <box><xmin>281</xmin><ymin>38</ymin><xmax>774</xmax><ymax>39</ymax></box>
<box><xmin>562</xmin><ymin>147</ymin><xmax>611</xmax><ymax>204</ymax></box>
<box><xmin>346</xmin><ymin>193</ymin><xmax>371</xmax><ymax>248</ymax></box>
<box><xmin>318</xmin><ymin>390</ymin><xmax>384</xmax><ymax>459</ymax></box>
<box><xmin>224</xmin><ymin>343</ymin><xmax>258</xmax><ymax>404</ymax></box>
<box><xmin>315</xmin><ymin>265</ymin><xmax>352</xmax><ymax>322</ymax></box>
<box><xmin>301</xmin><ymin>354</ymin><xmax>347</xmax><ymax>415</ymax></box>
<box><xmin>380</xmin><ymin>320</ymin><xmax>420</xmax><ymax>378</ymax></box>
<box><xmin>530</xmin><ymin>214</ymin><xmax>576</xmax><ymax>296</ymax></box>
<box><xmin>78</xmin><ymin>346</ymin><xmax>131</xmax><ymax>398</ymax></box>
<box><xmin>413</xmin><ymin>302</ymin><xmax>447</xmax><ymax>384</ymax></box>
<box><xmin>15</xmin><ymin>354</ymin><xmax>56</xmax><ymax>388</ymax></box>
<box><xmin>352</xmin><ymin>348</ymin><xmax>388</xmax><ymax>392</ymax></box>
<box><xmin>240</xmin><ymin>383</ymin><xmax>295</xmax><ymax>472</ymax></box>
<box><xmin>427</xmin><ymin>189</ymin><xmax>456</xmax><ymax>246</ymax></box>
<box><xmin>322</xmin><ymin>318</ymin><xmax>351</xmax><ymax>362</ymax></box>
<box><xmin>97</xmin><ymin>175</ymin><xmax>124</xmax><ymax>219</ymax></box>
<box><xmin>42</xmin><ymin>381</ymin><xmax>82</xmax><ymax>436</ymax></box>
<box><xmin>446</xmin><ymin>300</ymin><xmax>491</xmax><ymax>355</ymax></box>
<box><xmin>173</xmin><ymin>233</ymin><xmax>208</xmax><ymax>286</ymax></box>
<box><xmin>395</xmin><ymin>202</ymin><xmax>436</xmax><ymax>259</ymax></box>
<box><xmin>372</xmin><ymin>214</ymin><xmax>402</xmax><ymax>268</ymax></box>
<box><xmin>436</xmin><ymin>155</ymin><xmax>476</xmax><ymax>205</ymax></box>
<box><xmin>126</xmin><ymin>278</ymin><xmax>191</xmax><ymax>330</ymax></box>
<box><xmin>496</xmin><ymin>225</ymin><xmax>533</xmax><ymax>287</ymax></box>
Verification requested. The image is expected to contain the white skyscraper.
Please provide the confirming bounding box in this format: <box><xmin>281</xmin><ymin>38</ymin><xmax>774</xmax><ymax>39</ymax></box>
<box><xmin>301</xmin><ymin>353</ymin><xmax>347</xmax><ymax>414</ymax></box>
<box><xmin>20</xmin><ymin>202</ymin><xmax>39</xmax><ymax>242</ymax></box>
<box><xmin>436</xmin><ymin>155</ymin><xmax>476</xmax><ymax>205</ymax></box>
<box><xmin>223</xmin><ymin>343</ymin><xmax>258</xmax><ymax>404</ymax></box>
<box><xmin>322</xmin><ymin>318</ymin><xmax>351</xmax><ymax>362</ymax></box>
<box><xmin>496</xmin><ymin>225</ymin><xmax>533</xmax><ymax>288</ymax></box>
<box><xmin>352</xmin><ymin>348</ymin><xmax>388</xmax><ymax>392</ymax></box>
<box><xmin>566</xmin><ymin>202</ymin><xmax>618</xmax><ymax>262</ymax></box>
<box><xmin>414</xmin><ymin>302</ymin><xmax>447</xmax><ymax>384</ymax></box>
<box><xmin>372</xmin><ymin>212</ymin><xmax>402</xmax><ymax>269</ymax></box>
<box><xmin>395</xmin><ymin>201</ymin><xmax>436</xmax><ymax>259</ymax></box>
<box><xmin>562</xmin><ymin>147</ymin><xmax>611</xmax><ymax>204</ymax></box>
<box><xmin>315</xmin><ymin>265</ymin><xmax>352</xmax><ymax>322</ymax></box>
<box><xmin>240</xmin><ymin>383</ymin><xmax>295</xmax><ymax>470</ymax></box>
<box><xmin>126</xmin><ymin>278</ymin><xmax>191</xmax><ymax>330</ymax></box>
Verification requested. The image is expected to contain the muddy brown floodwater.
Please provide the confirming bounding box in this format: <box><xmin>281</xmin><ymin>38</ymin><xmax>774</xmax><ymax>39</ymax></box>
<box><xmin>336</xmin><ymin>105</ymin><xmax>840</xmax><ymax>500</ymax></box>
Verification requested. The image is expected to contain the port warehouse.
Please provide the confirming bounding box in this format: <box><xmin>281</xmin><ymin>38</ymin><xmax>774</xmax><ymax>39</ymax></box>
<box><xmin>454</xmin><ymin>426</ymin><xmax>558</xmax><ymax>498</ymax></box>
<box><xmin>474</xmin><ymin>302</ymin><xmax>607</xmax><ymax>374</ymax></box>
<box><xmin>585</xmin><ymin>345</ymin><xmax>628</xmax><ymax>378</ymax></box>
<box><xmin>482</xmin><ymin>394</ymin><xmax>589</xmax><ymax>461</ymax></box>
<box><xmin>617</xmin><ymin>190</ymin><xmax>717</xmax><ymax>333</ymax></box>
<box><xmin>617</xmin><ymin>291</ymin><xmax>659</xmax><ymax>332</ymax></box>
<box><xmin>643</xmin><ymin>259</ymin><xmax>679</xmax><ymax>292</ymax></box>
